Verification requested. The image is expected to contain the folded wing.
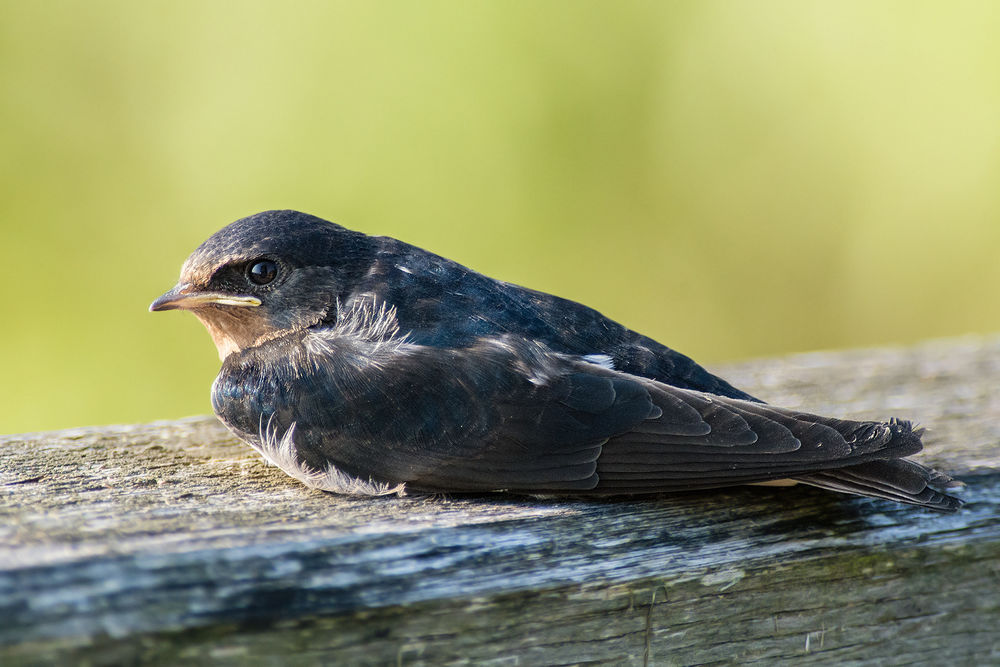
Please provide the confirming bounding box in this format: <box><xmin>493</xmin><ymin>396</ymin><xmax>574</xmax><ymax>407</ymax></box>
<box><xmin>214</xmin><ymin>332</ymin><xmax>961</xmax><ymax>511</ymax></box>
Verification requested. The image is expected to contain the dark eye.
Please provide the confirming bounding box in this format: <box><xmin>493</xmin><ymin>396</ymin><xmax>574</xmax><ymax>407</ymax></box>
<box><xmin>247</xmin><ymin>260</ymin><xmax>278</xmax><ymax>285</ymax></box>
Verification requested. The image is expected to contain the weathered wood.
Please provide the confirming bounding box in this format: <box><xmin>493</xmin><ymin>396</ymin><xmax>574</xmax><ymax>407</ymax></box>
<box><xmin>1</xmin><ymin>336</ymin><xmax>998</xmax><ymax>665</ymax></box>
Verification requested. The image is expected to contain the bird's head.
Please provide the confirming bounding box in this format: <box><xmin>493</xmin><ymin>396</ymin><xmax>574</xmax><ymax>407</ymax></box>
<box><xmin>150</xmin><ymin>210</ymin><xmax>376</xmax><ymax>359</ymax></box>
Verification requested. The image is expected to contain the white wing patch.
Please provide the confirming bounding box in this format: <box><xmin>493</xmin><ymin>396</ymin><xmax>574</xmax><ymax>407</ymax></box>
<box><xmin>256</xmin><ymin>416</ymin><xmax>405</xmax><ymax>497</ymax></box>
<box><xmin>582</xmin><ymin>353</ymin><xmax>615</xmax><ymax>370</ymax></box>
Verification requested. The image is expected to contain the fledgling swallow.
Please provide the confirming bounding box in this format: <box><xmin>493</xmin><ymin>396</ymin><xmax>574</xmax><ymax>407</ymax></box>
<box><xmin>151</xmin><ymin>210</ymin><xmax>962</xmax><ymax>510</ymax></box>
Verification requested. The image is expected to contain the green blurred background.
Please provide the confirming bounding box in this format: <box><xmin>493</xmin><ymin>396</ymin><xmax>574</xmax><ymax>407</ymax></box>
<box><xmin>2</xmin><ymin>1</ymin><xmax>999</xmax><ymax>433</ymax></box>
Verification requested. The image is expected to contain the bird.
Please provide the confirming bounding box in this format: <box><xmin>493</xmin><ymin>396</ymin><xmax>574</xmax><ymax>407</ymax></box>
<box><xmin>150</xmin><ymin>210</ymin><xmax>962</xmax><ymax>511</ymax></box>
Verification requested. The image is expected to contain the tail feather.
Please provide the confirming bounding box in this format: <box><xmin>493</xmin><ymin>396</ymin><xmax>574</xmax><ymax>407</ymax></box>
<box><xmin>598</xmin><ymin>382</ymin><xmax>963</xmax><ymax>511</ymax></box>
<box><xmin>794</xmin><ymin>458</ymin><xmax>962</xmax><ymax>512</ymax></box>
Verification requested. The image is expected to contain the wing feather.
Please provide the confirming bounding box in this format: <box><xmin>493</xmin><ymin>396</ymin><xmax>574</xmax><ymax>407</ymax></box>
<box><xmin>214</xmin><ymin>332</ymin><xmax>960</xmax><ymax>510</ymax></box>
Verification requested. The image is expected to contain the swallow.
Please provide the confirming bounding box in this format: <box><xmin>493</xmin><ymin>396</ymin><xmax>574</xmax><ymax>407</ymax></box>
<box><xmin>151</xmin><ymin>210</ymin><xmax>962</xmax><ymax>510</ymax></box>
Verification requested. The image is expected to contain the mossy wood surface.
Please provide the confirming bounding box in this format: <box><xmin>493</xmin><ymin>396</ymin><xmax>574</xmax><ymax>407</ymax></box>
<box><xmin>2</xmin><ymin>337</ymin><xmax>998</xmax><ymax>665</ymax></box>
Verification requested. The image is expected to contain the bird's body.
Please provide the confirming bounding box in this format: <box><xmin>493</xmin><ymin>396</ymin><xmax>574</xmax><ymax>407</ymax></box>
<box><xmin>152</xmin><ymin>210</ymin><xmax>961</xmax><ymax>511</ymax></box>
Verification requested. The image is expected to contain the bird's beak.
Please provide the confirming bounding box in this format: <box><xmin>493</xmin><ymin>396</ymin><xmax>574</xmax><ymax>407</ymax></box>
<box><xmin>149</xmin><ymin>283</ymin><xmax>262</xmax><ymax>312</ymax></box>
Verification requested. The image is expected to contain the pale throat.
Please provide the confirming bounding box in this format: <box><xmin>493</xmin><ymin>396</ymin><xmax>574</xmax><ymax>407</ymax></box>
<box><xmin>193</xmin><ymin>309</ymin><xmax>276</xmax><ymax>361</ymax></box>
<box><xmin>196</xmin><ymin>314</ymin><xmax>243</xmax><ymax>360</ymax></box>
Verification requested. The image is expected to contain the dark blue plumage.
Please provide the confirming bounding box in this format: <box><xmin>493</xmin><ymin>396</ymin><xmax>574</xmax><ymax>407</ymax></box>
<box><xmin>151</xmin><ymin>210</ymin><xmax>962</xmax><ymax>510</ymax></box>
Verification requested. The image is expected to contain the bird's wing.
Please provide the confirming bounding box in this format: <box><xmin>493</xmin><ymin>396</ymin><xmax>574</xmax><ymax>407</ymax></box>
<box><xmin>213</xmin><ymin>333</ymin><xmax>959</xmax><ymax>510</ymax></box>
<box><xmin>595</xmin><ymin>389</ymin><xmax>960</xmax><ymax>510</ymax></box>
<box><xmin>216</xmin><ymin>334</ymin><xmax>660</xmax><ymax>491</ymax></box>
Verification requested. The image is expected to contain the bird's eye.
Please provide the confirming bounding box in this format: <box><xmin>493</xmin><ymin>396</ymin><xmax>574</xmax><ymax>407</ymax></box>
<box><xmin>247</xmin><ymin>260</ymin><xmax>278</xmax><ymax>285</ymax></box>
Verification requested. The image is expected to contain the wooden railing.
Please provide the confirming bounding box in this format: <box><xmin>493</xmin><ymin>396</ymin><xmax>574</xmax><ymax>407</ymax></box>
<box><xmin>2</xmin><ymin>336</ymin><xmax>997</xmax><ymax>665</ymax></box>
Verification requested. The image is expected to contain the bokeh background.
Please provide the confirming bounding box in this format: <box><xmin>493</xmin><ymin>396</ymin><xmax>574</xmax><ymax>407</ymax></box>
<box><xmin>3</xmin><ymin>1</ymin><xmax>999</xmax><ymax>433</ymax></box>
